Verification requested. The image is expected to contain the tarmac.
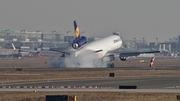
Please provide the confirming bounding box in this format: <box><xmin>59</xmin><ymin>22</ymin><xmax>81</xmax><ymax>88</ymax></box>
<box><xmin>1</xmin><ymin>76</ymin><xmax>180</xmax><ymax>92</ymax></box>
<box><xmin>1</xmin><ymin>57</ymin><xmax>180</xmax><ymax>94</ymax></box>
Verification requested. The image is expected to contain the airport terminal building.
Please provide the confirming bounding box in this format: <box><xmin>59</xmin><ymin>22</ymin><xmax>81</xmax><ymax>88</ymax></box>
<box><xmin>0</xmin><ymin>30</ymin><xmax>179</xmax><ymax>57</ymax></box>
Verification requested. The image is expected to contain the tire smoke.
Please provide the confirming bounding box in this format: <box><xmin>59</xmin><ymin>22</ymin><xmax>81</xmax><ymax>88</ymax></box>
<box><xmin>50</xmin><ymin>49</ymin><xmax>108</xmax><ymax>68</ymax></box>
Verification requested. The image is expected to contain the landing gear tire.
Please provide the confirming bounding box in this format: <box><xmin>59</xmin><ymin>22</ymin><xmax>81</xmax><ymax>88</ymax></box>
<box><xmin>107</xmin><ymin>63</ymin><xmax>114</xmax><ymax>68</ymax></box>
<box><xmin>111</xmin><ymin>63</ymin><xmax>114</xmax><ymax>68</ymax></box>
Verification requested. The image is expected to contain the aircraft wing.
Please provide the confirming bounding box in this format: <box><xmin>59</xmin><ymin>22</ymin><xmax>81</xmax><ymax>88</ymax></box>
<box><xmin>118</xmin><ymin>50</ymin><xmax>160</xmax><ymax>57</ymax></box>
<box><xmin>49</xmin><ymin>48</ymin><xmax>71</xmax><ymax>55</ymax></box>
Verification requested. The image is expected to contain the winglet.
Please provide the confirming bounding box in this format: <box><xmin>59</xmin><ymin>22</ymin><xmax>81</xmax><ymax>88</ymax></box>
<box><xmin>74</xmin><ymin>20</ymin><xmax>80</xmax><ymax>38</ymax></box>
<box><xmin>12</xmin><ymin>43</ymin><xmax>16</xmax><ymax>50</ymax></box>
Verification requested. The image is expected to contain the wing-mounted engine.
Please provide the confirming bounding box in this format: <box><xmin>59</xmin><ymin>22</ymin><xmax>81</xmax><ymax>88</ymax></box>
<box><xmin>72</xmin><ymin>36</ymin><xmax>87</xmax><ymax>49</ymax></box>
<box><xmin>119</xmin><ymin>54</ymin><xmax>129</xmax><ymax>61</ymax></box>
<box><xmin>119</xmin><ymin>56</ymin><xmax>128</xmax><ymax>61</ymax></box>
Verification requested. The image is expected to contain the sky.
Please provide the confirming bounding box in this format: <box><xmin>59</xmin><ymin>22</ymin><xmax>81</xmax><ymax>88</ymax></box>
<box><xmin>0</xmin><ymin>0</ymin><xmax>180</xmax><ymax>42</ymax></box>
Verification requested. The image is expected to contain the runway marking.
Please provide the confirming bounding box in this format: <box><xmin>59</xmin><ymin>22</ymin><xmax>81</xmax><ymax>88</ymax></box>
<box><xmin>0</xmin><ymin>78</ymin><xmax>100</xmax><ymax>85</ymax></box>
<box><xmin>1</xmin><ymin>88</ymin><xmax>180</xmax><ymax>93</ymax></box>
<box><xmin>0</xmin><ymin>74</ymin><xmax>41</xmax><ymax>76</ymax></box>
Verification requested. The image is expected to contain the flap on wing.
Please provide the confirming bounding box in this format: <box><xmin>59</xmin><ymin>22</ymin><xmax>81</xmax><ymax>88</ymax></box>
<box><xmin>141</xmin><ymin>50</ymin><xmax>161</xmax><ymax>54</ymax></box>
<box><xmin>120</xmin><ymin>52</ymin><xmax>140</xmax><ymax>57</ymax></box>
<box><xmin>120</xmin><ymin>50</ymin><xmax>160</xmax><ymax>57</ymax></box>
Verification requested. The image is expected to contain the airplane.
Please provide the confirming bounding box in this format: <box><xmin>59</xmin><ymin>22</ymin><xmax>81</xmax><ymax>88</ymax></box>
<box><xmin>50</xmin><ymin>20</ymin><xmax>160</xmax><ymax>68</ymax></box>
<box><xmin>0</xmin><ymin>48</ymin><xmax>22</xmax><ymax>58</ymax></box>
<box><xmin>11</xmin><ymin>43</ymin><xmax>40</xmax><ymax>56</ymax></box>
<box><xmin>11</xmin><ymin>42</ymin><xmax>65</xmax><ymax>58</ymax></box>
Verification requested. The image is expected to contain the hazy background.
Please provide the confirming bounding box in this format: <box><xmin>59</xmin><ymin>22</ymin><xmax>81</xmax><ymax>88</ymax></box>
<box><xmin>0</xmin><ymin>0</ymin><xmax>180</xmax><ymax>42</ymax></box>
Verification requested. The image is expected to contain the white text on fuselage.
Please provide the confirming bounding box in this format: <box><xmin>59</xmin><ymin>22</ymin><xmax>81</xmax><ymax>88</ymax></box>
<box><xmin>113</xmin><ymin>38</ymin><xmax>121</xmax><ymax>43</ymax></box>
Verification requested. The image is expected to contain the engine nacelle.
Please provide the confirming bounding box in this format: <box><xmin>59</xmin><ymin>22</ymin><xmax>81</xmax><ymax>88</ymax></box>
<box><xmin>72</xmin><ymin>36</ymin><xmax>87</xmax><ymax>49</ymax></box>
<box><xmin>119</xmin><ymin>56</ymin><xmax>128</xmax><ymax>61</ymax></box>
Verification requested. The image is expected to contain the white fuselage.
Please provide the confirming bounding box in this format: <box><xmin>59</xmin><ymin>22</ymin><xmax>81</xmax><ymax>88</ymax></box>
<box><xmin>75</xmin><ymin>35</ymin><xmax>122</xmax><ymax>59</ymax></box>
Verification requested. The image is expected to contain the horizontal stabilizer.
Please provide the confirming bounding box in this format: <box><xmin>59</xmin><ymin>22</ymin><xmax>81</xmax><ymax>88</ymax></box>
<box><xmin>49</xmin><ymin>48</ymin><xmax>71</xmax><ymax>55</ymax></box>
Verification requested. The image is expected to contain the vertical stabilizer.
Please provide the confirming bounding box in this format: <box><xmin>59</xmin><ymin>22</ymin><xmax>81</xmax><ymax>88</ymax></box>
<box><xmin>12</xmin><ymin>43</ymin><xmax>16</xmax><ymax>50</ymax></box>
<box><xmin>74</xmin><ymin>20</ymin><xmax>80</xmax><ymax>38</ymax></box>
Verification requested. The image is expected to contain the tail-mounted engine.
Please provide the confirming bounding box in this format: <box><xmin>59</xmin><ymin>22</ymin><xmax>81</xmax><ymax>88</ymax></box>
<box><xmin>72</xmin><ymin>36</ymin><xmax>87</xmax><ymax>49</ymax></box>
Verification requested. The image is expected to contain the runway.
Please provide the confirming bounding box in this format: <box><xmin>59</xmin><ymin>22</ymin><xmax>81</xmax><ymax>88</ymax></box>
<box><xmin>1</xmin><ymin>76</ymin><xmax>180</xmax><ymax>89</ymax></box>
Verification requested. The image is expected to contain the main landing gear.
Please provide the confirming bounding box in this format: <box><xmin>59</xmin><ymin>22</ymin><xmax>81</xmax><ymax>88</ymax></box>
<box><xmin>107</xmin><ymin>63</ymin><xmax>114</xmax><ymax>68</ymax></box>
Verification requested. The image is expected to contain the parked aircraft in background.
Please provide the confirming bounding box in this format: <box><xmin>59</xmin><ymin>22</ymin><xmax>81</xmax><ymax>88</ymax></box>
<box><xmin>50</xmin><ymin>20</ymin><xmax>160</xmax><ymax>68</ymax></box>
<box><xmin>12</xmin><ymin>43</ymin><xmax>40</xmax><ymax>55</ymax></box>
<box><xmin>0</xmin><ymin>43</ymin><xmax>22</xmax><ymax>58</ymax></box>
<box><xmin>0</xmin><ymin>50</ymin><xmax>21</xmax><ymax>58</ymax></box>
